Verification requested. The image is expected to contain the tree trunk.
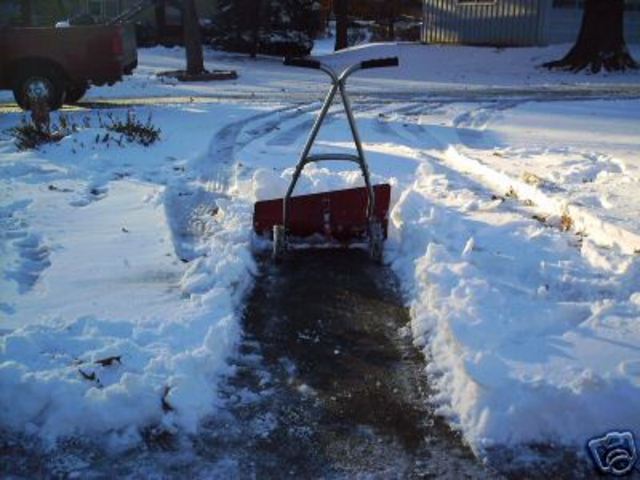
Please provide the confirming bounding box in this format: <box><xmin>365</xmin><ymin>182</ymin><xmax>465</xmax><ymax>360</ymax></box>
<box><xmin>183</xmin><ymin>0</ymin><xmax>205</xmax><ymax>75</ymax></box>
<box><xmin>155</xmin><ymin>0</ymin><xmax>166</xmax><ymax>43</ymax></box>
<box><xmin>334</xmin><ymin>0</ymin><xmax>348</xmax><ymax>51</ymax></box>
<box><xmin>386</xmin><ymin>0</ymin><xmax>398</xmax><ymax>40</ymax></box>
<box><xmin>543</xmin><ymin>0</ymin><xmax>637</xmax><ymax>73</ymax></box>
<box><xmin>250</xmin><ymin>0</ymin><xmax>262</xmax><ymax>58</ymax></box>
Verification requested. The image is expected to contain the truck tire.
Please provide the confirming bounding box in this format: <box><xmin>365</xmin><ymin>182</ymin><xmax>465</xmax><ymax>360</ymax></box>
<box><xmin>12</xmin><ymin>65</ymin><xmax>66</xmax><ymax>111</ymax></box>
<box><xmin>65</xmin><ymin>83</ymin><xmax>89</xmax><ymax>104</ymax></box>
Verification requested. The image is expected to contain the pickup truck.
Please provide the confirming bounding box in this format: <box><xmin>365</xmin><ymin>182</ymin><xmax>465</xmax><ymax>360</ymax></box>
<box><xmin>0</xmin><ymin>24</ymin><xmax>137</xmax><ymax>110</ymax></box>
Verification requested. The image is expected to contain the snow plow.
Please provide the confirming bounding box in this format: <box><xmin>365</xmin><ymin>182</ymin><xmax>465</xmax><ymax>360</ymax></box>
<box><xmin>253</xmin><ymin>56</ymin><xmax>399</xmax><ymax>262</ymax></box>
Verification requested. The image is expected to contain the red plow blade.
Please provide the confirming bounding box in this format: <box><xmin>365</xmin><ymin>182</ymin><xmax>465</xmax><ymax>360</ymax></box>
<box><xmin>253</xmin><ymin>184</ymin><xmax>391</xmax><ymax>242</ymax></box>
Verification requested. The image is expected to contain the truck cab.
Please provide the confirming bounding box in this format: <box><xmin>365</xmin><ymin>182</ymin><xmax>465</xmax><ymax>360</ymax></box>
<box><xmin>0</xmin><ymin>4</ymin><xmax>138</xmax><ymax>110</ymax></box>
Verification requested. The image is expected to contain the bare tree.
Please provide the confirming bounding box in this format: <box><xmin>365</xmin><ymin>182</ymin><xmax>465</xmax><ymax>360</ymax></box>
<box><xmin>334</xmin><ymin>0</ymin><xmax>348</xmax><ymax>51</ymax></box>
<box><xmin>544</xmin><ymin>0</ymin><xmax>637</xmax><ymax>73</ymax></box>
<box><xmin>183</xmin><ymin>0</ymin><xmax>205</xmax><ymax>75</ymax></box>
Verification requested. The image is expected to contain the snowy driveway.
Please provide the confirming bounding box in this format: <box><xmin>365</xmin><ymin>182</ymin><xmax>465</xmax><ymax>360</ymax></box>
<box><xmin>2</xmin><ymin>43</ymin><xmax>640</xmax><ymax>477</ymax></box>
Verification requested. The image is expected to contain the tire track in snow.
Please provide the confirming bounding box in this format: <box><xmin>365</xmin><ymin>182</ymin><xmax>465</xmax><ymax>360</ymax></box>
<box><xmin>377</xmin><ymin>100</ymin><xmax>640</xmax><ymax>256</ymax></box>
<box><xmin>206</xmin><ymin>104</ymin><xmax>318</xmax><ymax>192</ymax></box>
<box><xmin>447</xmin><ymin>103</ymin><xmax>640</xmax><ymax>255</ymax></box>
<box><xmin>358</xmin><ymin>101</ymin><xmax>636</xmax><ymax>300</ymax></box>
<box><xmin>451</xmin><ymin>101</ymin><xmax>522</xmax><ymax>148</ymax></box>
<box><xmin>370</xmin><ymin>102</ymin><xmax>436</xmax><ymax>142</ymax></box>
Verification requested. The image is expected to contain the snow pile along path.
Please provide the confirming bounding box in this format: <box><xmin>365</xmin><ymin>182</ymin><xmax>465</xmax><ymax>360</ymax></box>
<box><xmin>0</xmin><ymin>105</ymin><xmax>264</xmax><ymax>446</ymax></box>
<box><xmin>390</xmin><ymin>157</ymin><xmax>640</xmax><ymax>452</ymax></box>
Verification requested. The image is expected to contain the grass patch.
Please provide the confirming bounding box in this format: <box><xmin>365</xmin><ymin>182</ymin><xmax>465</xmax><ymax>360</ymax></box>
<box><xmin>7</xmin><ymin>111</ymin><xmax>161</xmax><ymax>151</ymax></box>
<box><xmin>8</xmin><ymin>115</ymin><xmax>76</xmax><ymax>151</ymax></box>
<box><xmin>504</xmin><ymin>186</ymin><xmax>519</xmax><ymax>200</ymax></box>
<box><xmin>559</xmin><ymin>212</ymin><xmax>574</xmax><ymax>232</ymax></box>
<box><xmin>103</xmin><ymin>112</ymin><xmax>161</xmax><ymax>147</ymax></box>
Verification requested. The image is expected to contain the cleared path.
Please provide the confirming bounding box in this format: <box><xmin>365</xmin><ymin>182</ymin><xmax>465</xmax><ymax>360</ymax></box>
<box><xmin>197</xmin><ymin>249</ymin><xmax>491</xmax><ymax>478</ymax></box>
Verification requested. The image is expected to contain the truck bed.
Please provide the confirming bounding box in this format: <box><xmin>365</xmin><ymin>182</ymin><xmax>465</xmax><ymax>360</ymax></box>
<box><xmin>0</xmin><ymin>23</ymin><xmax>137</xmax><ymax>89</ymax></box>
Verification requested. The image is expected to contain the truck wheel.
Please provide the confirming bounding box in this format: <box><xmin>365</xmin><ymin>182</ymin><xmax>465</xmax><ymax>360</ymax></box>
<box><xmin>65</xmin><ymin>83</ymin><xmax>89</xmax><ymax>104</ymax></box>
<box><xmin>12</xmin><ymin>65</ymin><xmax>65</xmax><ymax>111</ymax></box>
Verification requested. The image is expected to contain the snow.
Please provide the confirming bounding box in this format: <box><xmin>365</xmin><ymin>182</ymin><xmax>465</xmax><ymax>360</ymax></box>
<box><xmin>442</xmin><ymin>100</ymin><xmax>640</xmax><ymax>254</ymax></box>
<box><xmin>0</xmin><ymin>104</ymin><xmax>263</xmax><ymax>444</ymax></box>
<box><xmin>1</xmin><ymin>42</ymin><xmax>640</xmax><ymax>463</ymax></box>
<box><xmin>80</xmin><ymin>42</ymin><xmax>640</xmax><ymax>97</ymax></box>
<box><xmin>199</xmin><ymin>83</ymin><xmax>640</xmax><ymax>454</ymax></box>
<box><xmin>390</xmin><ymin>162</ymin><xmax>640</xmax><ymax>450</ymax></box>
<box><xmin>2</xmin><ymin>42</ymin><xmax>639</xmax><ymax>106</ymax></box>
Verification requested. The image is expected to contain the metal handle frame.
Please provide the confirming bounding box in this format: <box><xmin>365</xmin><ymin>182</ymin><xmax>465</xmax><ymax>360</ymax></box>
<box><xmin>282</xmin><ymin>62</ymin><xmax>375</xmax><ymax>237</ymax></box>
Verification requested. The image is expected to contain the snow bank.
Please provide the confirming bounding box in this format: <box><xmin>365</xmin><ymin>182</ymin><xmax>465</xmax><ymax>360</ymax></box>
<box><xmin>0</xmin><ymin>105</ymin><xmax>262</xmax><ymax>447</ymax></box>
<box><xmin>0</xmin><ymin>204</ymin><xmax>252</xmax><ymax>444</ymax></box>
<box><xmin>389</xmin><ymin>162</ymin><xmax>640</xmax><ymax>452</ymax></box>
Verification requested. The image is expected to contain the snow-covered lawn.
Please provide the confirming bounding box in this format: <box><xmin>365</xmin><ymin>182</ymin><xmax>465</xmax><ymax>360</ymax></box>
<box><xmin>440</xmin><ymin>99</ymin><xmax>640</xmax><ymax>254</ymax></box>
<box><xmin>1</xmin><ymin>42</ymin><xmax>639</xmax><ymax>105</ymax></box>
<box><xmin>1</xmin><ymin>43</ymin><xmax>639</xmax><ymax>465</ymax></box>
<box><xmin>95</xmin><ymin>42</ymin><xmax>640</xmax><ymax>97</ymax></box>
<box><xmin>0</xmin><ymin>104</ymin><xmax>263</xmax><ymax>447</ymax></box>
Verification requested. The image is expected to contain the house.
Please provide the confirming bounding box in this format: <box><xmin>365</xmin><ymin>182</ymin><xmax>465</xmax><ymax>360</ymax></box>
<box><xmin>421</xmin><ymin>0</ymin><xmax>640</xmax><ymax>46</ymax></box>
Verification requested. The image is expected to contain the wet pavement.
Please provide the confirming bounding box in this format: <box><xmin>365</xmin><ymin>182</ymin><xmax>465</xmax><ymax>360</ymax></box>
<box><xmin>195</xmin><ymin>249</ymin><xmax>491</xmax><ymax>478</ymax></box>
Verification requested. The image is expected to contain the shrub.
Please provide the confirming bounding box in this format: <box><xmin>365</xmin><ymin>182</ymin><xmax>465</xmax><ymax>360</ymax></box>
<box><xmin>8</xmin><ymin>116</ymin><xmax>74</xmax><ymax>151</ymax></box>
<box><xmin>105</xmin><ymin>112</ymin><xmax>161</xmax><ymax>147</ymax></box>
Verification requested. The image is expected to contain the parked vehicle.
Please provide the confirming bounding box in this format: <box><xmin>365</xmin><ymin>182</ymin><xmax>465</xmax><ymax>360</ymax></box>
<box><xmin>0</xmin><ymin>24</ymin><xmax>137</xmax><ymax>110</ymax></box>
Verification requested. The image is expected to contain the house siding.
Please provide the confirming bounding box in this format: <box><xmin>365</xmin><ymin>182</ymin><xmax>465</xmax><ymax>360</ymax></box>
<box><xmin>422</xmin><ymin>0</ymin><xmax>551</xmax><ymax>46</ymax></box>
<box><xmin>423</xmin><ymin>0</ymin><xmax>640</xmax><ymax>45</ymax></box>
